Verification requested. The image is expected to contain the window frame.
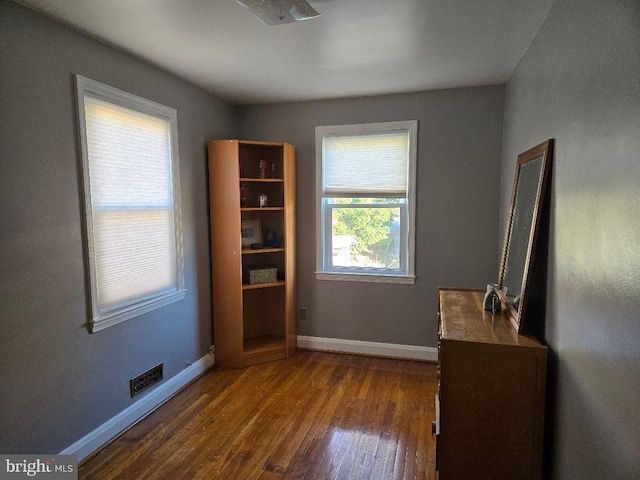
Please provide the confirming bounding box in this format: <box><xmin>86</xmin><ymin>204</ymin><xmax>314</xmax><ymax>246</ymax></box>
<box><xmin>75</xmin><ymin>75</ymin><xmax>185</xmax><ymax>332</ymax></box>
<box><xmin>315</xmin><ymin>121</ymin><xmax>417</xmax><ymax>284</ymax></box>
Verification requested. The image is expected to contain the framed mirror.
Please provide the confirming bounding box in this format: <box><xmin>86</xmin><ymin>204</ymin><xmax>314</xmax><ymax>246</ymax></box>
<box><xmin>498</xmin><ymin>139</ymin><xmax>553</xmax><ymax>332</ymax></box>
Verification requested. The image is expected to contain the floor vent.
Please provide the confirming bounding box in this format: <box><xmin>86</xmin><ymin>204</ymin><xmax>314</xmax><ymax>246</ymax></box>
<box><xmin>130</xmin><ymin>363</ymin><xmax>163</xmax><ymax>398</ymax></box>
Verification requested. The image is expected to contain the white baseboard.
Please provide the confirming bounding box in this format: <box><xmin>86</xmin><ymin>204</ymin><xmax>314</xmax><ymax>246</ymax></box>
<box><xmin>60</xmin><ymin>353</ymin><xmax>216</xmax><ymax>462</ymax></box>
<box><xmin>297</xmin><ymin>335</ymin><xmax>438</xmax><ymax>362</ymax></box>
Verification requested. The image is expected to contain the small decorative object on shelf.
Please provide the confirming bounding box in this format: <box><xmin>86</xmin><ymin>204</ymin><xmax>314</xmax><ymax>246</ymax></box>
<box><xmin>247</xmin><ymin>267</ymin><xmax>277</xmax><ymax>285</ymax></box>
<box><xmin>240</xmin><ymin>183</ymin><xmax>247</xmax><ymax>207</ymax></box>
<box><xmin>263</xmin><ymin>227</ymin><xmax>283</xmax><ymax>248</ymax></box>
<box><xmin>264</xmin><ymin>227</ymin><xmax>276</xmax><ymax>248</ymax></box>
<box><xmin>258</xmin><ymin>194</ymin><xmax>268</xmax><ymax>208</ymax></box>
<box><xmin>270</xmin><ymin>162</ymin><xmax>277</xmax><ymax>178</ymax></box>
<box><xmin>259</xmin><ymin>159</ymin><xmax>266</xmax><ymax>179</ymax></box>
<box><xmin>241</xmin><ymin>219</ymin><xmax>262</xmax><ymax>247</ymax></box>
<box><xmin>483</xmin><ymin>283</ymin><xmax>501</xmax><ymax>313</ymax></box>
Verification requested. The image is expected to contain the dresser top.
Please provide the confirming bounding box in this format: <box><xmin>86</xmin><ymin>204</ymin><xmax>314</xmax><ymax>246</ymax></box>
<box><xmin>439</xmin><ymin>288</ymin><xmax>545</xmax><ymax>350</ymax></box>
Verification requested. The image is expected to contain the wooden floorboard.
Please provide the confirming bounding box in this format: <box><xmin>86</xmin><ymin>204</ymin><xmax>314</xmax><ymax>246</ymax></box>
<box><xmin>79</xmin><ymin>350</ymin><xmax>438</xmax><ymax>480</ymax></box>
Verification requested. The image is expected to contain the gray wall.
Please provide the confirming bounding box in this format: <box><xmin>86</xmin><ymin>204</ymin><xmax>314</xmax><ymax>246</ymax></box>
<box><xmin>0</xmin><ymin>1</ymin><xmax>236</xmax><ymax>454</ymax></box>
<box><xmin>500</xmin><ymin>0</ymin><xmax>640</xmax><ymax>477</ymax></box>
<box><xmin>239</xmin><ymin>87</ymin><xmax>505</xmax><ymax>347</ymax></box>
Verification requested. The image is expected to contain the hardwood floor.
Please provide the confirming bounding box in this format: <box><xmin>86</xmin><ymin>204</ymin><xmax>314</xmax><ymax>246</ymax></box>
<box><xmin>79</xmin><ymin>350</ymin><xmax>438</xmax><ymax>480</ymax></box>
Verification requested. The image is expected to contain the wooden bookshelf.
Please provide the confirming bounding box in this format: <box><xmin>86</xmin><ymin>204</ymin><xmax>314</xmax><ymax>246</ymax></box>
<box><xmin>208</xmin><ymin>140</ymin><xmax>296</xmax><ymax>368</ymax></box>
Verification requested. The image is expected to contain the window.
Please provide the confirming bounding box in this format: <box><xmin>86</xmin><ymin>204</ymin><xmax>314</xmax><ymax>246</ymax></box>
<box><xmin>76</xmin><ymin>75</ymin><xmax>185</xmax><ymax>332</ymax></box>
<box><xmin>316</xmin><ymin>121</ymin><xmax>417</xmax><ymax>283</ymax></box>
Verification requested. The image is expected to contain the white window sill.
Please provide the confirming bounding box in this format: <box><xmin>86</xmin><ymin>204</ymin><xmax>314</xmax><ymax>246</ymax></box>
<box><xmin>315</xmin><ymin>272</ymin><xmax>415</xmax><ymax>284</ymax></box>
<box><xmin>90</xmin><ymin>289</ymin><xmax>187</xmax><ymax>332</ymax></box>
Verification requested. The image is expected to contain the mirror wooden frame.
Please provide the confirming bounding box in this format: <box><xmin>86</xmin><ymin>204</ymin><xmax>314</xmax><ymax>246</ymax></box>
<box><xmin>498</xmin><ymin>139</ymin><xmax>553</xmax><ymax>333</ymax></box>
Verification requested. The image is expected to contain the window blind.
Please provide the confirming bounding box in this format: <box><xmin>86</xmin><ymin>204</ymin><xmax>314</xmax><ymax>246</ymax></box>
<box><xmin>322</xmin><ymin>131</ymin><xmax>409</xmax><ymax>197</ymax></box>
<box><xmin>84</xmin><ymin>95</ymin><xmax>178</xmax><ymax>311</ymax></box>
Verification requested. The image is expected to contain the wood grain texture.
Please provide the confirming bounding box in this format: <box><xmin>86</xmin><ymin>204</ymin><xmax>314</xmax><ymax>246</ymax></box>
<box><xmin>283</xmin><ymin>142</ymin><xmax>296</xmax><ymax>357</ymax></box>
<box><xmin>208</xmin><ymin>140</ymin><xmax>244</xmax><ymax>368</ymax></box>
<box><xmin>209</xmin><ymin>140</ymin><xmax>296</xmax><ymax>368</ymax></box>
<box><xmin>437</xmin><ymin>288</ymin><xmax>547</xmax><ymax>480</ymax></box>
<box><xmin>439</xmin><ymin>287</ymin><xmax>543</xmax><ymax>348</ymax></box>
<box><xmin>78</xmin><ymin>351</ymin><xmax>437</xmax><ymax>479</ymax></box>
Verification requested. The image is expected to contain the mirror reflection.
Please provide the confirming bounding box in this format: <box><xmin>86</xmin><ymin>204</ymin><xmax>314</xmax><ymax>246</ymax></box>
<box><xmin>499</xmin><ymin>140</ymin><xmax>552</xmax><ymax>332</ymax></box>
<box><xmin>501</xmin><ymin>156</ymin><xmax>543</xmax><ymax>310</ymax></box>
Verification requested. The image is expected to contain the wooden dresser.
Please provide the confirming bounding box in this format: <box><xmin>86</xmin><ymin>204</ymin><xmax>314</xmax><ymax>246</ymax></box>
<box><xmin>436</xmin><ymin>288</ymin><xmax>547</xmax><ymax>479</ymax></box>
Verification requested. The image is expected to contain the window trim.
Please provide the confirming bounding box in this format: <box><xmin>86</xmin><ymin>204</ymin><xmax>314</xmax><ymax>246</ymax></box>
<box><xmin>75</xmin><ymin>75</ymin><xmax>185</xmax><ymax>332</ymax></box>
<box><xmin>315</xmin><ymin>121</ymin><xmax>417</xmax><ymax>284</ymax></box>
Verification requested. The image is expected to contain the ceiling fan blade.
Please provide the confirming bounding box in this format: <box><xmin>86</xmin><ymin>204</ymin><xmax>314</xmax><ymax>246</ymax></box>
<box><xmin>288</xmin><ymin>1</ymin><xmax>320</xmax><ymax>21</ymax></box>
<box><xmin>237</xmin><ymin>0</ymin><xmax>320</xmax><ymax>26</ymax></box>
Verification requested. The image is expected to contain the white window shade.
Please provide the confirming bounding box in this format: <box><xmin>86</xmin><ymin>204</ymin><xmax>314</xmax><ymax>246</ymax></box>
<box><xmin>322</xmin><ymin>131</ymin><xmax>409</xmax><ymax>197</ymax></box>
<box><xmin>85</xmin><ymin>96</ymin><xmax>178</xmax><ymax>310</ymax></box>
<box><xmin>84</xmin><ymin>97</ymin><xmax>173</xmax><ymax>208</ymax></box>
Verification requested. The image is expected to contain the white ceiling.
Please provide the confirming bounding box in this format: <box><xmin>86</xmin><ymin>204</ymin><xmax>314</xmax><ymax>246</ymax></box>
<box><xmin>16</xmin><ymin>0</ymin><xmax>552</xmax><ymax>105</ymax></box>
